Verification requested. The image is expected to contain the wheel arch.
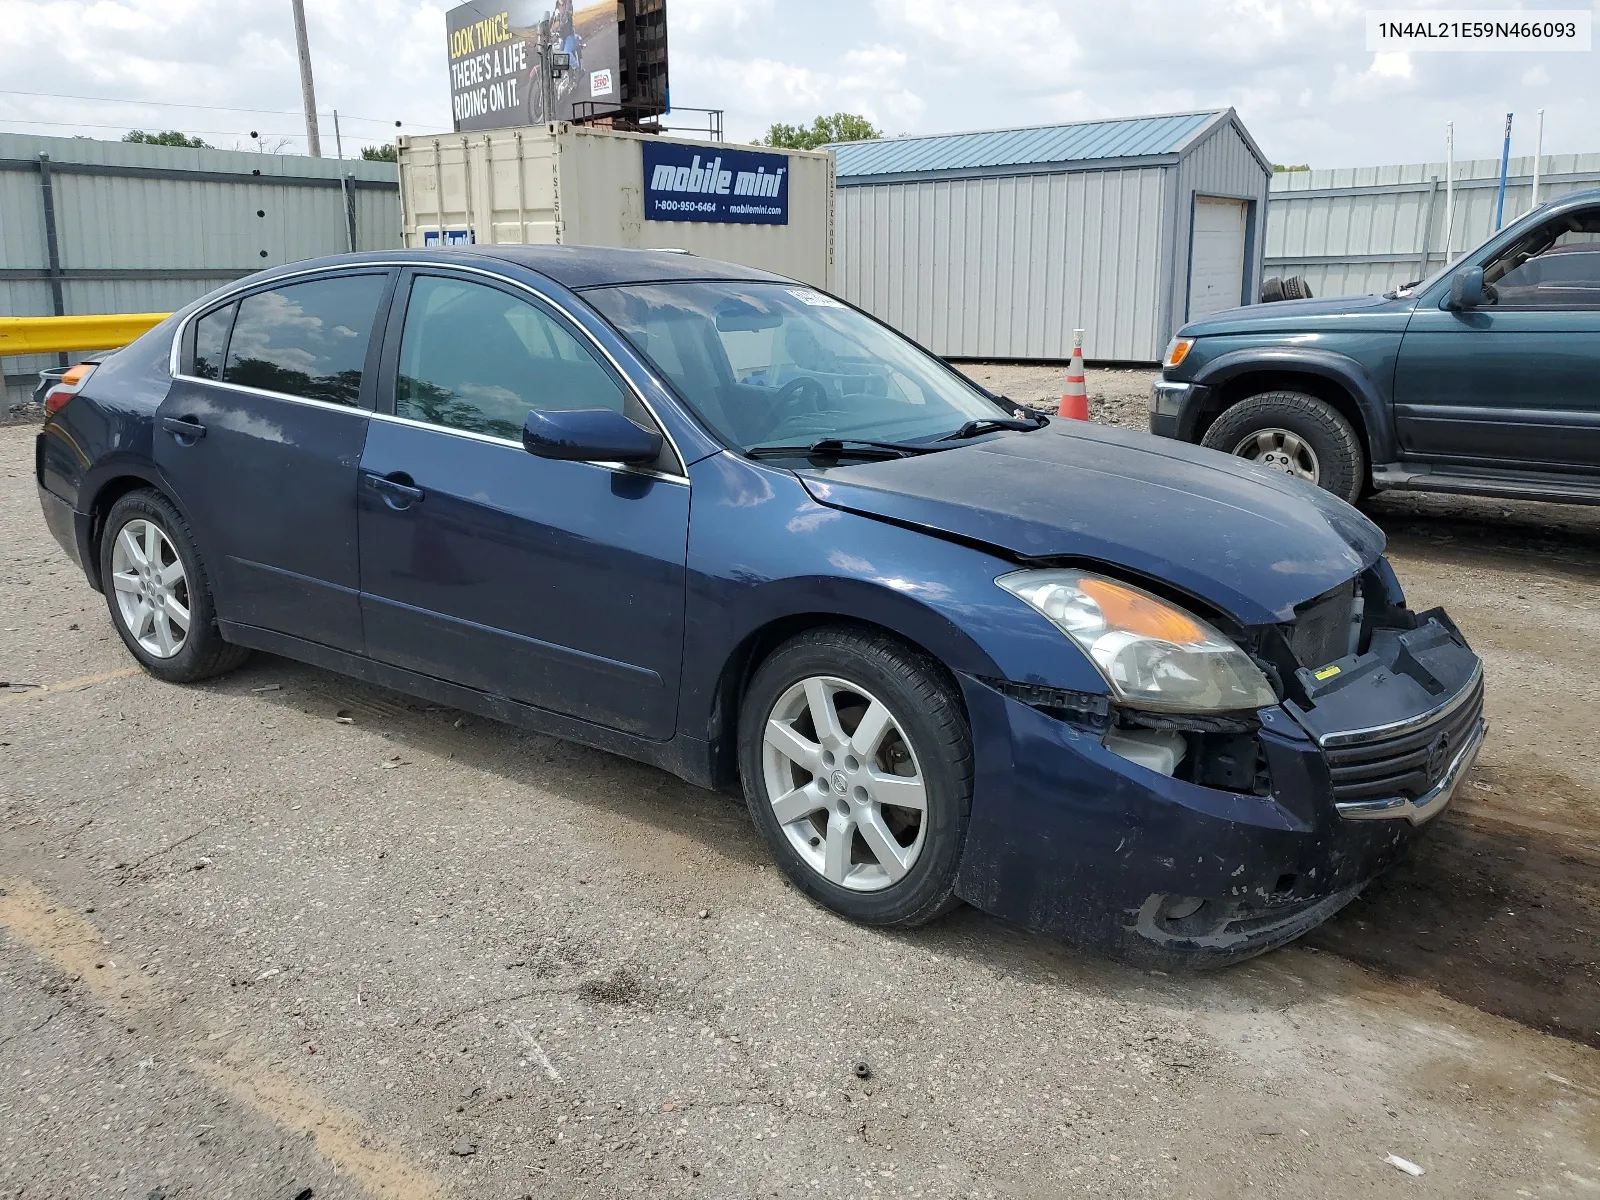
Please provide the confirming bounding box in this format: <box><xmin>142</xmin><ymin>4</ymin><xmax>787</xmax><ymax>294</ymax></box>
<box><xmin>81</xmin><ymin>465</ymin><xmax>189</xmax><ymax>592</ymax></box>
<box><xmin>1191</xmin><ymin>348</ymin><xmax>1395</xmax><ymax>465</ymax></box>
<box><xmin>701</xmin><ymin>610</ymin><xmax>974</xmax><ymax>793</ymax></box>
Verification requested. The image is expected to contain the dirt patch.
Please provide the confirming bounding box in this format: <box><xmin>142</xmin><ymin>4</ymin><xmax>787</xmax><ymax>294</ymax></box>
<box><xmin>576</xmin><ymin>965</ymin><xmax>647</xmax><ymax>1006</ymax></box>
<box><xmin>954</xmin><ymin>362</ymin><xmax>1155</xmax><ymax>428</ymax></box>
<box><xmin>1305</xmin><ymin>811</ymin><xmax>1600</xmax><ymax>1048</ymax></box>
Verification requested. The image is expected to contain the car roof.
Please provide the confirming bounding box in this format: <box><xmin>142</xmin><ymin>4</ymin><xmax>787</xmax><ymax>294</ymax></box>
<box><xmin>459</xmin><ymin>244</ymin><xmax>794</xmax><ymax>289</ymax></box>
<box><xmin>244</xmin><ymin>246</ymin><xmax>793</xmax><ymax>293</ymax></box>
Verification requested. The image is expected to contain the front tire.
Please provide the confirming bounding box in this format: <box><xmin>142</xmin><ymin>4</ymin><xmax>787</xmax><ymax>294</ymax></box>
<box><xmin>738</xmin><ymin>627</ymin><xmax>972</xmax><ymax>929</ymax></box>
<box><xmin>1201</xmin><ymin>390</ymin><xmax>1366</xmax><ymax>503</ymax></box>
<box><xmin>98</xmin><ymin>489</ymin><xmax>249</xmax><ymax>683</ymax></box>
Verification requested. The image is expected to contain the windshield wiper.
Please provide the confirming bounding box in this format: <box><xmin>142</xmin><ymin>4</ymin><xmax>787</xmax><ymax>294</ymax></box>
<box><xmin>937</xmin><ymin>414</ymin><xmax>1049</xmax><ymax>441</ymax></box>
<box><xmin>745</xmin><ymin>438</ymin><xmax>941</xmax><ymax>461</ymax></box>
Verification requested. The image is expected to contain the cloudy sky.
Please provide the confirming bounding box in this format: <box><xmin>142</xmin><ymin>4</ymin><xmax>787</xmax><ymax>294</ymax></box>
<box><xmin>0</xmin><ymin>0</ymin><xmax>1595</xmax><ymax>168</ymax></box>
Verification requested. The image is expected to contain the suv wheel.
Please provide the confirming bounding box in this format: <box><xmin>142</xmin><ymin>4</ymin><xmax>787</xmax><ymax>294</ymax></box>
<box><xmin>738</xmin><ymin>626</ymin><xmax>972</xmax><ymax>929</ymax></box>
<box><xmin>1202</xmin><ymin>390</ymin><xmax>1366</xmax><ymax>503</ymax></box>
<box><xmin>99</xmin><ymin>489</ymin><xmax>250</xmax><ymax>683</ymax></box>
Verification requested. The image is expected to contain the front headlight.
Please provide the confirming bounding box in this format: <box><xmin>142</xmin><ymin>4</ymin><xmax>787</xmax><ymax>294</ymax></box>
<box><xmin>996</xmin><ymin>569</ymin><xmax>1277</xmax><ymax>713</ymax></box>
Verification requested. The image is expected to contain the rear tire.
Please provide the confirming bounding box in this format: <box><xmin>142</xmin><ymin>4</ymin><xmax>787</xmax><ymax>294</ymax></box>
<box><xmin>98</xmin><ymin>489</ymin><xmax>249</xmax><ymax>684</ymax></box>
<box><xmin>1202</xmin><ymin>390</ymin><xmax>1366</xmax><ymax>503</ymax></box>
<box><xmin>738</xmin><ymin>626</ymin><xmax>972</xmax><ymax>929</ymax></box>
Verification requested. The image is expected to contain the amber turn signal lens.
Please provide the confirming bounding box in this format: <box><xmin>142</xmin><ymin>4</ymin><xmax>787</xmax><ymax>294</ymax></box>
<box><xmin>1079</xmin><ymin>578</ymin><xmax>1208</xmax><ymax>645</ymax></box>
<box><xmin>1162</xmin><ymin>338</ymin><xmax>1194</xmax><ymax>369</ymax></box>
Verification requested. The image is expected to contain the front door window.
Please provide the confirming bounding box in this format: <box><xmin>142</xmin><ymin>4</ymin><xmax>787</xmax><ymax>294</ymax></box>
<box><xmin>395</xmin><ymin>275</ymin><xmax>629</xmax><ymax>440</ymax></box>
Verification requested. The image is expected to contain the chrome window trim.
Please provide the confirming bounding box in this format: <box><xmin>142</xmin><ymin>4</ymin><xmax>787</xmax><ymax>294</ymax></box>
<box><xmin>1312</xmin><ymin>661</ymin><xmax>1483</xmax><ymax>749</ymax></box>
<box><xmin>366</xmin><ymin>410</ymin><xmax>689</xmax><ymax>486</ymax></box>
<box><xmin>169</xmin><ymin>376</ymin><xmax>367</xmax><ymax>416</ymax></box>
<box><xmin>166</xmin><ymin>258</ymin><xmax>689</xmax><ymax>477</ymax></box>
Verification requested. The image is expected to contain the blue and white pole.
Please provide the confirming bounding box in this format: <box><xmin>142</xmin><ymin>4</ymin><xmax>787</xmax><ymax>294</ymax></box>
<box><xmin>1494</xmin><ymin>112</ymin><xmax>1513</xmax><ymax>230</ymax></box>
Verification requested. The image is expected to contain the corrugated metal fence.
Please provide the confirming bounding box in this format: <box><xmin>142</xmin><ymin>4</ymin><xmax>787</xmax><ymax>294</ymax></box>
<box><xmin>1</xmin><ymin>133</ymin><xmax>401</xmax><ymax>409</ymax></box>
<box><xmin>1264</xmin><ymin>152</ymin><xmax>1600</xmax><ymax>299</ymax></box>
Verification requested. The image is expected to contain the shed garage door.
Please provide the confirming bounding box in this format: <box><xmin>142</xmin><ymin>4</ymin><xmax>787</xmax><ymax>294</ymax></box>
<box><xmin>1187</xmin><ymin>197</ymin><xmax>1248</xmax><ymax>319</ymax></box>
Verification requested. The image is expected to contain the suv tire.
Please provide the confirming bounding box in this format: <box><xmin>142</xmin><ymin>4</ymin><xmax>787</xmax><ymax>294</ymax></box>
<box><xmin>738</xmin><ymin>626</ymin><xmax>972</xmax><ymax>929</ymax></box>
<box><xmin>1202</xmin><ymin>390</ymin><xmax>1366</xmax><ymax>503</ymax></box>
<box><xmin>98</xmin><ymin>489</ymin><xmax>250</xmax><ymax>683</ymax></box>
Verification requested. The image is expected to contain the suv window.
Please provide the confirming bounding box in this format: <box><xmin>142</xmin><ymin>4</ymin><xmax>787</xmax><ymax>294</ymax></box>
<box><xmin>395</xmin><ymin>275</ymin><xmax>628</xmax><ymax>441</ymax></box>
<box><xmin>1486</xmin><ymin>207</ymin><xmax>1600</xmax><ymax>308</ymax></box>
<box><xmin>223</xmin><ymin>274</ymin><xmax>387</xmax><ymax>405</ymax></box>
<box><xmin>192</xmin><ymin>302</ymin><xmax>234</xmax><ymax>380</ymax></box>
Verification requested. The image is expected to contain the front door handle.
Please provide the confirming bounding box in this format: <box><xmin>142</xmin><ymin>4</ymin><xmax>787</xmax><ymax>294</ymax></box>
<box><xmin>161</xmin><ymin>416</ymin><xmax>206</xmax><ymax>441</ymax></box>
<box><xmin>365</xmin><ymin>471</ymin><xmax>425</xmax><ymax>508</ymax></box>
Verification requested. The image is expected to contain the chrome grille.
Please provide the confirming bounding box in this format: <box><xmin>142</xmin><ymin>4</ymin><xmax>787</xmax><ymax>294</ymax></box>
<box><xmin>1323</xmin><ymin>672</ymin><xmax>1486</xmax><ymax>804</ymax></box>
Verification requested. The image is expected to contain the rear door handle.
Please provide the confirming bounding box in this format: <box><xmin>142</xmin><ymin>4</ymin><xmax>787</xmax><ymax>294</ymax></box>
<box><xmin>161</xmin><ymin>416</ymin><xmax>206</xmax><ymax>441</ymax></box>
<box><xmin>365</xmin><ymin>472</ymin><xmax>425</xmax><ymax>506</ymax></box>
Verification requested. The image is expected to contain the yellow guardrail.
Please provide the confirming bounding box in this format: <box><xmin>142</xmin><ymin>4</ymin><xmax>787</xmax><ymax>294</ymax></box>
<box><xmin>0</xmin><ymin>313</ymin><xmax>172</xmax><ymax>356</ymax></box>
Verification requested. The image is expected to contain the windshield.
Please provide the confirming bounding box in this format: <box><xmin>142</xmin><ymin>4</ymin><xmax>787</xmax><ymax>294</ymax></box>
<box><xmin>582</xmin><ymin>281</ymin><xmax>1011</xmax><ymax>452</ymax></box>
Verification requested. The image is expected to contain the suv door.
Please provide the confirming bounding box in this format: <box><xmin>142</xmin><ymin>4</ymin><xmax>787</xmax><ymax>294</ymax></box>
<box><xmin>1393</xmin><ymin>205</ymin><xmax>1600</xmax><ymax>472</ymax></box>
<box><xmin>157</xmin><ymin>270</ymin><xmax>395</xmax><ymax>652</ymax></box>
<box><xmin>357</xmin><ymin>269</ymin><xmax>690</xmax><ymax>740</ymax></box>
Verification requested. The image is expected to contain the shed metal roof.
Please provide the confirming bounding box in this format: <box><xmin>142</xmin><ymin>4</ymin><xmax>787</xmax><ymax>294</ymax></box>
<box><xmin>830</xmin><ymin>110</ymin><xmax>1226</xmax><ymax>179</ymax></box>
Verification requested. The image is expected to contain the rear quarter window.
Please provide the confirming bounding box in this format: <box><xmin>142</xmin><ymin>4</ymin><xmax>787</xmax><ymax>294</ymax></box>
<box><xmin>191</xmin><ymin>303</ymin><xmax>234</xmax><ymax>380</ymax></box>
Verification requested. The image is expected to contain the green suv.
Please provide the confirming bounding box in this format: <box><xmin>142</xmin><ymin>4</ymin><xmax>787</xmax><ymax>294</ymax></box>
<box><xmin>1151</xmin><ymin>186</ymin><xmax>1600</xmax><ymax>505</ymax></box>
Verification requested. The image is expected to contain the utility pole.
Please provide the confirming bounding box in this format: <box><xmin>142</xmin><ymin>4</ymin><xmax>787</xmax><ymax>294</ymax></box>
<box><xmin>290</xmin><ymin>0</ymin><xmax>322</xmax><ymax>157</ymax></box>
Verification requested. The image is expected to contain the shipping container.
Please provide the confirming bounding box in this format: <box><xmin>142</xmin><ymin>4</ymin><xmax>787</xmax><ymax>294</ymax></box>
<box><xmin>398</xmin><ymin>124</ymin><xmax>834</xmax><ymax>288</ymax></box>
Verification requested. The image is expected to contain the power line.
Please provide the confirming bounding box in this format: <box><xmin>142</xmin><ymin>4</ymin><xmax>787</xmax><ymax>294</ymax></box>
<box><xmin>0</xmin><ymin>88</ymin><xmax>426</xmax><ymax>127</ymax></box>
<box><xmin>0</xmin><ymin>115</ymin><xmax>314</xmax><ymax>138</ymax></box>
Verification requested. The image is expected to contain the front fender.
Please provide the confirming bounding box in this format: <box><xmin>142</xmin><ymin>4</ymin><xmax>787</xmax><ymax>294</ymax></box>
<box><xmin>1192</xmin><ymin>346</ymin><xmax>1398</xmax><ymax>463</ymax></box>
<box><xmin>679</xmin><ymin>452</ymin><xmax>1109</xmax><ymax>742</ymax></box>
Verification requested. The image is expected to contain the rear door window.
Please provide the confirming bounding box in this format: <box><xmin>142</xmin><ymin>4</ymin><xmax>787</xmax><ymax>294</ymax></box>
<box><xmin>224</xmin><ymin>274</ymin><xmax>387</xmax><ymax>405</ymax></box>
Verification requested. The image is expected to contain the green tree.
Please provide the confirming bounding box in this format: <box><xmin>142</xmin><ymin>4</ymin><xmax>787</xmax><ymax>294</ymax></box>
<box><xmin>759</xmin><ymin>113</ymin><xmax>881</xmax><ymax>150</ymax></box>
<box><xmin>361</xmin><ymin>144</ymin><xmax>398</xmax><ymax>162</ymax></box>
<box><xmin>1272</xmin><ymin>163</ymin><xmax>1310</xmax><ymax>173</ymax></box>
<box><xmin>123</xmin><ymin>129</ymin><xmax>210</xmax><ymax>149</ymax></box>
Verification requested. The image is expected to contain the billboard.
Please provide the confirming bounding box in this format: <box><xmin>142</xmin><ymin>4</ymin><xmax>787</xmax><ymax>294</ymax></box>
<box><xmin>446</xmin><ymin>1</ymin><xmax>667</xmax><ymax>132</ymax></box>
<box><xmin>642</xmin><ymin>142</ymin><xmax>789</xmax><ymax>225</ymax></box>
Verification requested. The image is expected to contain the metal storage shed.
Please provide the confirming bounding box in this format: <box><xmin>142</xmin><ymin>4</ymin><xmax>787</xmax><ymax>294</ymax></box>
<box><xmin>831</xmin><ymin>109</ymin><xmax>1271</xmax><ymax>363</ymax></box>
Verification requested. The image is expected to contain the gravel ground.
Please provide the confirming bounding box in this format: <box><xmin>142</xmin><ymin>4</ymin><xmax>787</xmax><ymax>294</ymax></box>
<box><xmin>2</xmin><ymin>409</ymin><xmax>1598</xmax><ymax>1199</ymax></box>
<box><xmin>955</xmin><ymin>362</ymin><xmax>1155</xmax><ymax>426</ymax></box>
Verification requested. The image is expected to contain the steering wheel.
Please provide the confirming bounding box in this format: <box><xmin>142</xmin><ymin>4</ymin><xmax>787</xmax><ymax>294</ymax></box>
<box><xmin>753</xmin><ymin>376</ymin><xmax>849</xmax><ymax>442</ymax></box>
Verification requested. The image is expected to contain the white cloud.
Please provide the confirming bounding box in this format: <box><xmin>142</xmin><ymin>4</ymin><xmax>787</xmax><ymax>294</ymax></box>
<box><xmin>0</xmin><ymin>0</ymin><xmax>1593</xmax><ymax>169</ymax></box>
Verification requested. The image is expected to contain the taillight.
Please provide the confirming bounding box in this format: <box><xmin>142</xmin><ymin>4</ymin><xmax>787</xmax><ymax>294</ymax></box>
<box><xmin>43</xmin><ymin>363</ymin><xmax>95</xmax><ymax>416</ymax></box>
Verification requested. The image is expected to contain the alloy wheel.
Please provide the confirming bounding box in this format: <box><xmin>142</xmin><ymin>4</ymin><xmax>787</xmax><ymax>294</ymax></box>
<box><xmin>761</xmin><ymin>675</ymin><xmax>928</xmax><ymax>892</ymax></box>
<box><xmin>1232</xmin><ymin>427</ymin><xmax>1320</xmax><ymax>484</ymax></box>
<box><xmin>109</xmin><ymin>518</ymin><xmax>191</xmax><ymax>659</ymax></box>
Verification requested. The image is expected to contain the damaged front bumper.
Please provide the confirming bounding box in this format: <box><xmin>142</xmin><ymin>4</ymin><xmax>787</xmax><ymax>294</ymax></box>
<box><xmin>951</xmin><ymin>606</ymin><xmax>1485</xmax><ymax>964</ymax></box>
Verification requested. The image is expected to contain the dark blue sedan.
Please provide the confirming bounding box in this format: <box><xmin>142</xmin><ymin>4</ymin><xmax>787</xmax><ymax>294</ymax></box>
<box><xmin>34</xmin><ymin>247</ymin><xmax>1486</xmax><ymax>966</ymax></box>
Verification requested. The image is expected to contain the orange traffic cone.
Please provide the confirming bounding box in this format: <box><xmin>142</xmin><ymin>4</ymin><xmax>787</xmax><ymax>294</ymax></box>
<box><xmin>1057</xmin><ymin>328</ymin><xmax>1088</xmax><ymax>420</ymax></box>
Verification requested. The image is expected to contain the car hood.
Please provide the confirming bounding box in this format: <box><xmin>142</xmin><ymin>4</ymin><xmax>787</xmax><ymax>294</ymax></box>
<box><xmin>796</xmin><ymin>422</ymin><xmax>1385</xmax><ymax>626</ymax></box>
<box><xmin>1180</xmin><ymin>292</ymin><xmax>1406</xmax><ymax>336</ymax></box>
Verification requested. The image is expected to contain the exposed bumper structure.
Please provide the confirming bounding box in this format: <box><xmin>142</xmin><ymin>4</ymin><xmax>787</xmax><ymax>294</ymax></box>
<box><xmin>953</xmin><ymin>609</ymin><xmax>1484</xmax><ymax>963</ymax></box>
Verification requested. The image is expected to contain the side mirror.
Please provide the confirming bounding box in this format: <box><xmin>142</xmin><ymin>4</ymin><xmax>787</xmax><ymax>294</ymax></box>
<box><xmin>1445</xmin><ymin>266</ymin><xmax>1487</xmax><ymax>311</ymax></box>
<box><xmin>522</xmin><ymin>407</ymin><xmax>662</xmax><ymax>464</ymax></box>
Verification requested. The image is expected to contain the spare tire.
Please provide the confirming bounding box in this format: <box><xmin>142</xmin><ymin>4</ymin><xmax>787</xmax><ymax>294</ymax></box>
<box><xmin>1284</xmin><ymin>275</ymin><xmax>1314</xmax><ymax>300</ymax></box>
<box><xmin>1260</xmin><ymin>276</ymin><xmax>1285</xmax><ymax>303</ymax></box>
